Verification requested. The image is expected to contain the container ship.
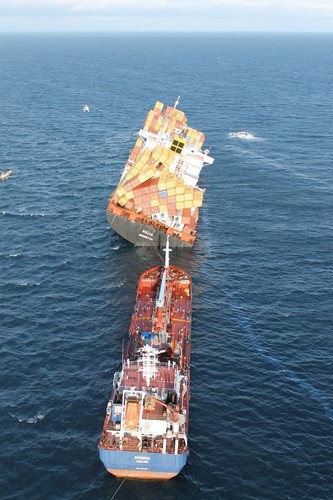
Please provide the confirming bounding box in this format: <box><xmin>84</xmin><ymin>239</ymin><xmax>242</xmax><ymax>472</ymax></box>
<box><xmin>107</xmin><ymin>98</ymin><xmax>214</xmax><ymax>248</ymax></box>
<box><xmin>98</xmin><ymin>237</ymin><xmax>191</xmax><ymax>479</ymax></box>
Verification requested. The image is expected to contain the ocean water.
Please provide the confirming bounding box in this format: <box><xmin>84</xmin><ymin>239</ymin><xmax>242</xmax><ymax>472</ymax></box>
<box><xmin>0</xmin><ymin>33</ymin><xmax>332</xmax><ymax>499</ymax></box>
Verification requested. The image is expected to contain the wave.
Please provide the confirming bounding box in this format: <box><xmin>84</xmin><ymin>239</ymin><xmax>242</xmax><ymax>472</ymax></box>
<box><xmin>229</xmin><ymin>131</ymin><xmax>257</xmax><ymax>140</ymax></box>
<box><xmin>7</xmin><ymin>281</ymin><xmax>41</xmax><ymax>287</ymax></box>
<box><xmin>0</xmin><ymin>253</ymin><xmax>21</xmax><ymax>258</ymax></box>
<box><xmin>2</xmin><ymin>211</ymin><xmax>48</xmax><ymax>217</ymax></box>
<box><xmin>9</xmin><ymin>412</ymin><xmax>45</xmax><ymax>424</ymax></box>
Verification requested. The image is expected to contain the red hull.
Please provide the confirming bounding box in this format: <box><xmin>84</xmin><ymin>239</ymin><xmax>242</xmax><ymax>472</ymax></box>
<box><xmin>99</xmin><ymin>238</ymin><xmax>191</xmax><ymax>479</ymax></box>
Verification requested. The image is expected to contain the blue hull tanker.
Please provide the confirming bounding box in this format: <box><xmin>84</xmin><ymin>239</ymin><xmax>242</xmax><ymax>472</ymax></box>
<box><xmin>98</xmin><ymin>237</ymin><xmax>192</xmax><ymax>479</ymax></box>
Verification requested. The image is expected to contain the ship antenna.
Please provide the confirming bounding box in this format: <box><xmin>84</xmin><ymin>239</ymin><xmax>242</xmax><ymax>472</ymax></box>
<box><xmin>163</xmin><ymin>235</ymin><xmax>171</xmax><ymax>269</ymax></box>
<box><xmin>174</xmin><ymin>96</ymin><xmax>181</xmax><ymax>109</ymax></box>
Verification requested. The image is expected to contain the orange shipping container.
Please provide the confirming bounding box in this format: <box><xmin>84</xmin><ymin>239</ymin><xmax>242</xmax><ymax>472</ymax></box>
<box><xmin>183</xmin><ymin>225</ymin><xmax>192</xmax><ymax>235</ymax></box>
<box><xmin>189</xmin><ymin>216</ymin><xmax>197</xmax><ymax>228</ymax></box>
<box><xmin>134</xmin><ymin>194</ymin><xmax>143</xmax><ymax>204</ymax></box>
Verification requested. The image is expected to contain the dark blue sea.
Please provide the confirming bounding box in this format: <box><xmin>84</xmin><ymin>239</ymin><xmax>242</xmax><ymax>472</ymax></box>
<box><xmin>1</xmin><ymin>33</ymin><xmax>333</xmax><ymax>499</ymax></box>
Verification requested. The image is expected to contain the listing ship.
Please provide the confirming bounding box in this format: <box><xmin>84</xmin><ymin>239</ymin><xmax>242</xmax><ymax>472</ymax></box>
<box><xmin>99</xmin><ymin>237</ymin><xmax>191</xmax><ymax>479</ymax></box>
<box><xmin>107</xmin><ymin>98</ymin><xmax>214</xmax><ymax>248</ymax></box>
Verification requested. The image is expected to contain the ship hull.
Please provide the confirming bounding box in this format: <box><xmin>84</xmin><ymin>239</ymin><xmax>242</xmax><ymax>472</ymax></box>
<box><xmin>107</xmin><ymin>211</ymin><xmax>192</xmax><ymax>248</ymax></box>
<box><xmin>99</xmin><ymin>447</ymin><xmax>187</xmax><ymax>479</ymax></box>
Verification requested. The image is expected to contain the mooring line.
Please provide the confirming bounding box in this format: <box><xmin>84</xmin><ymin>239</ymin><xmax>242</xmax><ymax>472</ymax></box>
<box><xmin>110</xmin><ymin>476</ymin><xmax>127</xmax><ymax>500</ymax></box>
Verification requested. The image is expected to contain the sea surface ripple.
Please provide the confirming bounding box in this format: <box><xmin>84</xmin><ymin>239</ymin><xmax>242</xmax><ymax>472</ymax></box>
<box><xmin>1</xmin><ymin>33</ymin><xmax>333</xmax><ymax>499</ymax></box>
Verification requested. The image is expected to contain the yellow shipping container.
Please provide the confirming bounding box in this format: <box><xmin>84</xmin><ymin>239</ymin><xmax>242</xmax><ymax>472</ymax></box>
<box><xmin>124</xmin><ymin>190</ymin><xmax>134</xmax><ymax>202</ymax></box>
<box><xmin>133</xmin><ymin>159</ymin><xmax>144</xmax><ymax>169</ymax></box>
<box><xmin>168</xmin><ymin>149</ymin><xmax>176</xmax><ymax>162</ymax></box>
<box><xmin>175</xmin><ymin>186</ymin><xmax>184</xmax><ymax>195</ymax></box>
<box><xmin>159</xmin><ymin>149</ymin><xmax>169</xmax><ymax>165</ymax></box>
<box><xmin>193</xmin><ymin>192</ymin><xmax>204</xmax><ymax>204</ymax></box>
<box><xmin>176</xmin><ymin>201</ymin><xmax>185</xmax><ymax>210</ymax></box>
<box><xmin>159</xmin><ymin>204</ymin><xmax>168</xmax><ymax>213</ymax></box>
<box><xmin>118</xmin><ymin>196</ymin><xmax>127</xmax><ymax>207</ymax></box>
<box><xmin>151</xmin><ymin>198</ymin><xmax>159</xmax><ymax>207</ymax></box>
<box><xmin>184</xmin><ymin>192</ymin><xmax>193</xmax><ymax>201</ymax></box>
<box><xmin>175</xmin><ymin>110</ymin><xmax>185</xmax><ymax>122</ymax></box>
<box><xmin>154</xmin><ymin>101</ymin><xmax>164</xmax><ymax>111</ymax></box>
<box><xmin>131</xmin><ymin>166</ymin><xmax>140</xmax><ymax>176</ymax></box>
<box><xmin>133</xmin><ymin>151</ymin><xmax>149</xmax><ymax>169</ymax></box>
<box><xmin>143</xmin><ymin>148</ymin><xmax>153</xmax><ymax>163</ymax></box>
<box><xmin>184</xmin><ymin>200</ymin><xmax>194</xmax><ymax>209</ymax></box>
<box><xmin>138</xmin><ymin>172</ymin><xmax>148</xmax><ymax>183</ymax></box>
<box><xmin>157</xmin><ymin>171</ymin><xmax>167</xmax><ymax>181</ymax></box>
<box><xmin>116</xmin><ymin>186</ymin><xmax>126</xmax><ymax>198</ymax></box>
<box><xmin>192</xmin><ymin>199</ymin><xmax>203</xmax><ymax>208</ymax></box>
<box><xmin>145</xmin><ymin>167</ymin><xmax>156</xmax><ymax>179</ymax></box>
<box><xmin>193</xmin><ymin>188</ymin><xmax>203</xmax><ymax>197</ymax></box>
<box><xmin>143</xmin><ymin>110</ymin><xmax>155</xmax><ymax>130</ymax></box>
<box><xmin>155</xmin><ymin>116</ymin><xmax>163</xmax><ymax>129</ymax></box>
<box><xmin>167</xmin><ymin>188</ymin><xmax>176</xmax><ymax>196</ymax></box>
<box><xmin>135</xmin><ymin>137</ymin><xmax>143</xmax><ymax>148</ymax></box>
<box><xmin>152</xmin><ymin>144</ymin><xmax>163</xmax><ymax>160</ymax></box>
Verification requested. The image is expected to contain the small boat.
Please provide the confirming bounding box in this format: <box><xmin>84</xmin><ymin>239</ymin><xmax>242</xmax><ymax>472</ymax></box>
<box><xmin>229</xmin><ymin>131</ymin><xmax>256</xmax><ymax>140</ymax></box>
<box><xmin>1</xmin><ymin>169</ymin><xmax>12</xmax><ymax>181</ymax></box>
<box><xmin>83</xmin><ymin>104</ymin><xmax>90</xmax><ymax>113</ymax></box>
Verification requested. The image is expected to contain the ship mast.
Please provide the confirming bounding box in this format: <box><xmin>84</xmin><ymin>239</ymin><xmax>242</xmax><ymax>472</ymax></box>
<box><xmin>164</xmin><ymin>234</ymin><xmax>171</xmax><ymax>270</ymax></box>
<box><xmin>156</xmin><ymin>236</ymin><xmax>171</xmax><ymax>307</ymax></box>
<box><xmin>155</xmin><ymin>237</ymin><xmax>171</xmax><ymax>330</ymax></box>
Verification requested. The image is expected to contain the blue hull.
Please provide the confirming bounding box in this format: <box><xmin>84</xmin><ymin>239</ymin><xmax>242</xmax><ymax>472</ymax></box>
<box><xmin>99</xmin><ymin>446</ymin><xmax>187</xmax><ymax>479</ymax></box>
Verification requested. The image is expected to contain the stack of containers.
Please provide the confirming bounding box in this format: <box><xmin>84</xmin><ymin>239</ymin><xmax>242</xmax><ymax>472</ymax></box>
<box><xmin>109</xmin><ymin>101</ymin><xmax>208</xmax><ymax>239</ymax></box>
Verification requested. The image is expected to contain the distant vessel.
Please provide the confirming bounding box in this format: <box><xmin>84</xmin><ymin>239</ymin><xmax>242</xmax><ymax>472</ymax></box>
<box><xmin>229</xmin><ymin>131</ymin><xmax>256</xmax><ymax>140</ymax></box>
<box><xmin>1</xmin><ymin>169</ymin><xmax>12</xmax><ymax>181</ymax></box>
<box><xmin>99</xmin><ymin>236</ymin><xmax>192</xmax><ymax>479</ymax></box>
<box><xmin>83</xmin><ymin>104</ymin><xmax>90</xmax><ymax>113</ymax></box>
<box><xmin>106</xmin><ymin>98</ymin><xmax>214</xmax><ymax>248</ymax></box>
